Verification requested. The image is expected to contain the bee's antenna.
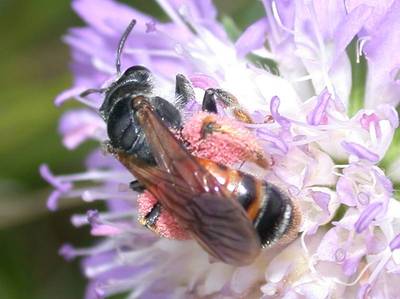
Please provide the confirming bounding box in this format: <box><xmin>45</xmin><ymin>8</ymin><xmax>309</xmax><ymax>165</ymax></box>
<box><xmin>116</xmin><ymin>19</ymin><xmax>137</xmax><ymax>76</ymax></box>
<box><xmin>79</xmin><ymin>87</ymin><xmax>107</xmax><ymax>98</ymax></box>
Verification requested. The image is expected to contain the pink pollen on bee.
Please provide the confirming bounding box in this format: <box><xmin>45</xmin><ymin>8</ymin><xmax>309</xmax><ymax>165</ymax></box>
<box><xmin>181</xmin><ymin>112</ymin><xmax>266</xmax><ymax>167</ymax></box>
<box><xmin>137</xmin><ymin>192</ymin><xmax>190</xmax><ymax>240</ymax></box>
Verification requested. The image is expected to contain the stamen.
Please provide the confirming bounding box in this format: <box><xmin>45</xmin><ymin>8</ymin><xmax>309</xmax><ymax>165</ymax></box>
<box><xmin>59</xmin><ymin>241</ymin><xmax>115</xmax><ymax>261</ymax></box>
<box><xmin>356</xmin><ymin>37</ymin><xmax>370</xmax><ymax>63</ymax></box>
<box><xmin>40</xmin><ymin>164</ymin><xmax>72</xmax><ymax>192</ymax></box>
<box><xmin>307</xmin><ymin>91</ymin><xmax>330</xmax><ymax>125</ymax></box>
<box><xmin>332</xmin><ymin>259</ymin><xmax>376</xmax><ymax>286</ymax></box>
<box><xmin>58</xmin><ymin>170</ymin><xmax>129</xmax><ymax>183</ymax></box>
<box><xmin>389</xmin><ymin>233</ymin><xmax>400</xmax><ymax>251</ymax></box>
<box><xmin>354</xmin><ymin>202</ymin><xmax>383</xmax><ymax>233</ymax></box>
<box><xmin>71</xmin><ymin>210</ymin><xmax>136</xmax><ymax>227</ymax></box>
<box><xmin>47</xmin><ymin>190</ymin><xmax>62</xmax><ymax>211</ymax></box>
<box><xmin>341</xmin><ymin>141</ymin><xmax>380</xmax><ymax>163</ymax></box>
<box><xmin>84</xmin><ymin>261</ymin><xmax>121</xmax><ymax>278</ymax></box>
<box><xmin>270</xmin><ymin>96</ymin><xmax>291</xmax><ymax>127</ymax></box>
<box><xmin>82</xmin><ymin>190</ymin><xmax>136</xmax><ymax>202</ymax></box>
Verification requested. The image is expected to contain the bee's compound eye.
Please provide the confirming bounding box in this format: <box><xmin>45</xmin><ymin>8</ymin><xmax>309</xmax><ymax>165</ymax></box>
<box><xmin>106</xmin><ymin>97</ymin><xmax>134</xmax><ymax>148</ymax></box>
<box><xmin>106</xmin><ymin>97</ymin><xmax>156</xmax><ymax>165</ymax></box>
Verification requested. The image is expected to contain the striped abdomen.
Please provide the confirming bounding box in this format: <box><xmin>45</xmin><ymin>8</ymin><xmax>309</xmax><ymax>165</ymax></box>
<box><xmin>199</xmin><ymin>159</ymin><xmax>298</xmax><ymax>247</ymax></box>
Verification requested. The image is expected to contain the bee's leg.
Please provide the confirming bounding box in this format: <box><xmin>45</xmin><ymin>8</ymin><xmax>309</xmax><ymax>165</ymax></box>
<box><xmin>203</xmin><ymin>88</ymin><xmax>253</xmax><ymax>123</ymax></box>
<box><xmin>175</xmin><ymin>74</ymin><xmax>195</xmax><ymax>109</ymax></box>
<box><xmin>200</xmin><ymin>120</ymin><xmax>221</xmax><ymax>139</ymax></box>
<box><xmin>143</xmin><ymin>202</ymin><xmax>162</xmax><ymax>228</ymax></box>
<box><xmin>214</xmin><ymin>89</ymin><xmax>253</xmax><ymax>123</ymax></box>
<box><xmin>202</xmin><ymin>88</ymin><xmax>218</xmax><ymax>113</ymax></box>
<box><xmin>129</xmin><ymin>180</ymin><xmax>146</xmax><ymax>192</ymax></box>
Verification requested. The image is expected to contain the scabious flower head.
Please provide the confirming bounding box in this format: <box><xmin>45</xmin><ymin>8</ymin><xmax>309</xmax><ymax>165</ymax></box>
<box><xmin>42</xmin><ymin>0</ymin><xmax>400</xmax><ymax>298</ymax></box>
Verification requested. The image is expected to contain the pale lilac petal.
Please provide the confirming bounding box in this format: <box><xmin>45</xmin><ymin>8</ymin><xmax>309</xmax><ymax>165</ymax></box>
<box><xmin>256</xmin><ymin>129</ymin><xmax>289</xmax><ymax>154</ymax></box>
<box><xmin>316</xmin><ymin>228</ymin><xmax>340</xmax><ymax>262</ymax></box>
<box><xmin>372</xmin><ymin>168</ymin><xmax>393</xmax><ymax>195</ymax></box>
<box><xmin>357</xmin><ymin>283</ymin><xmax>371</xmax><ymax>299</ymax></box>
<box><xmin>336</xmin><ymin>177</ymin><xmax>357</xmax><ymax>206</ymax></box>
<box><xmin>295</xmin><ymin>283</ymin><xmax>330</xmax><ymax>299</ymax></box>
<box><xmin>363</xmin><ymin>0</ymin><xmax>400</xmax><ymax>107</ymax></box>
<box><xmin>168</xmin><ymin>0</ymin><xmax>217</xmax><ymax>20</ymax></box>
<box><xmin>310</xmin><ymin>191</ymin><xmax>330</xmax><ymax>215</ymax></box>
<box><xmin>72</xmin><ymin>0</ymin><xmax>147</xmax><ymax>35</ymax></box>
<box><xmin>341</xmin><ymin>141</ymin><xmax>380</xmax><ymax>162</ymax></box>
<box><xmin>357</xmin><ymin>192</ymin><xmax>370</xmax><ymax>206</ymax></box>
<box><xmin>189</xmin><ymin>73</ymin><xmax>218</xmax><ymax>89</ymax></box>
<box><xmin>332</xmin><ymin>4</ymin><xmax>372</xmax><ymax>62</ymax></box>
<box><xmin>235</xmin><ymin>17</ymin><xmax>268</xmax><ymax>58</ymax></box>
<box><xmin>164</xmin><ymin>0</ymin><xmax>228</xmax><ymax>40</ymax></box>
<box><xmin>345</xmin><ymin>0</ymin><xmax>395</xmax><ymax>33</ymax></box>
<box><xmin>85</xmin><ymin>149</ymin><xmax>120</xmax><ymax>170</ymax></box>
<box><xmin>261</xmin><ymin>0</ymin><xmax>294</xmax><ymax>48</ymax></box>
<box><xmin>58</xmin><ymin>109</ymin><xmax>106</xmax><ymax>149</ymax></box>
<box><xmin>54</xmin><ymin>86</ymin><xmax>88</xmax><ymax>106</ymax></box>
<box><xmin>310</xmin><ymin>0</ymin><xmax>347</xmax><ymax>40</ymax></box>
<box><xmin>343</xmin><ymin>255</ymin><xmax>361</xmax><ymax>276</ymax></box>
<box><xmin>145</xmin><ymin>20</ymin><xmax>157</xmax><ymax>33</ymax></box>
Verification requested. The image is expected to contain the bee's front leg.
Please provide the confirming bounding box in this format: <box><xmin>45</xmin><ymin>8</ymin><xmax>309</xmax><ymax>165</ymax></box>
<box><xmin>175</xmin><ymin>74</ymin><xmax>195</xmax><ymax>108</ymax></box>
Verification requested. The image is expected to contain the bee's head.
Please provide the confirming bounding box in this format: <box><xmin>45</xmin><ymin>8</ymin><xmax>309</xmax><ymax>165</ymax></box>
<box><xmin>99</xmin><ymin>65</ymin><xmax>153</xmax><ymax>121</ymax></box>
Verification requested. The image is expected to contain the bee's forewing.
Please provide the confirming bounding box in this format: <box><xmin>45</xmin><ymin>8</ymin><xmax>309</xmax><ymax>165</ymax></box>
<box><xmin>187</xmin><ymin>194</ymin><xmax>261</xmax><ymax>266</ymax></box>
<box><xmin>135</xmin><ymin>102</ymin><xmax>220</xmax><ymax>194</ymax></box>
<box><xmin>121</xmin><ymin>160</ymin><xmax>261</xmax><ymax>266</ymax></box>
<box><xmin>121</xmin><ymin>99</ymin><xmax>261</xmax><ymax>265</ymax></box>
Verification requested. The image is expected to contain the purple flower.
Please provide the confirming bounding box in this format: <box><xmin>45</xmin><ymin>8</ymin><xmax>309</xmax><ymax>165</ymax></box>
<box><xmin>42</xmin><ymin>0</ymin><xmax>400</xmax><ymax>298</ymax></box>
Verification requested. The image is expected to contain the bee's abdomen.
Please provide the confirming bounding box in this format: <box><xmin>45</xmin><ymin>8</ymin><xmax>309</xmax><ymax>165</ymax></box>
<box><xmin>200</xmin><ymin>160</ymin><xmax>297</xmax><ymax>246</ymax></box>
<box><xmin>253</xmin><ymin>183</ymin><xmax>294</xmax><ymax>246</ymax></box>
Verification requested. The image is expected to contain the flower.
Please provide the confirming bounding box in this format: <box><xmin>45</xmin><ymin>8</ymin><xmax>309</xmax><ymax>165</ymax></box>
<box><xmin>42</xmin><ymin>0</ymin><xmax>400</xmax><ymax>298</ymax></box>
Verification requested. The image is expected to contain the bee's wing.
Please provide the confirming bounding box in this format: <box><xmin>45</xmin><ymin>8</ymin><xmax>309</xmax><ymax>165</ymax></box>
<box><xmin>186</xmin><ymin>193</ymin><xmax>261</xmax><ymax>265</ymax></box>
<box><xmin>124</xmin><ymin>161</ymin><xmax>261</xmax><ymax>266</ymax></box>
<box><xmin>117</xmin><ymin>99</ymin><xmax>261</xmax><ymax>265</ymax></box>
<box><xmin>135</xmin><ymin>101</ymin><xmax>221</xmax><ymax>194</ymax></box>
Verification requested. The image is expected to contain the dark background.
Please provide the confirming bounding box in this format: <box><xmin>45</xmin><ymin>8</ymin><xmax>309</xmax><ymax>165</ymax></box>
<box><xmin>0</xmin><ymin>1</ymin><xmax>264</xmax><ymax>298</ymax></box>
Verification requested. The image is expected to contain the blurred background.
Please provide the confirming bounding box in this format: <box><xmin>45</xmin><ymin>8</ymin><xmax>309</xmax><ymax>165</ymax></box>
<box><xmin>0</xmin><ymin>1</ymin><xmax>264</xmax><ymax>298</ymax></box>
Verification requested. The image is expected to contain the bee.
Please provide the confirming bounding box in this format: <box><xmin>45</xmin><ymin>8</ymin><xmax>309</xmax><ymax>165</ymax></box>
<box><xmin>111</xmin><ymin>96</ymin><xmax>301</xmax><ymax>266</ymax></box>
<box><xmin>85</xmin><ymin>20</ymin><xmax>301</xmax><ymax>266</ymax></box>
